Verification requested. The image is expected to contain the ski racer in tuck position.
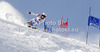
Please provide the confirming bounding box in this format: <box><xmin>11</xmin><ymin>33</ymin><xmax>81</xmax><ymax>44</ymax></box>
<box><xmin>27</xmin><ymin>11</ymin><xmax>47</xmax><ymax>29</ymax></box>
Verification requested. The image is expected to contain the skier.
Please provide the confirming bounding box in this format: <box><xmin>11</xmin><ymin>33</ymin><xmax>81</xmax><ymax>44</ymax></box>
<box><xmin>27</xmin><ymin>11</ymin><xmax>47</xmax><ymax>29</ymax></box>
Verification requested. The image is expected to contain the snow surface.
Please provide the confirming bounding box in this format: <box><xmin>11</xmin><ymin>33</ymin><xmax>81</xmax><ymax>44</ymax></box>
<box><xmin>0</xmin><ymin>1</ymin><xmax>100</xmax><ymax>52</ymax></box>
<box><xmin>0</xmin><ymin>18</ymin><xmax>100</xmax><ymax>52</ymax></box>
<box><xmin>0</xmin><ymin>1</ymin><xmax>25</xmax><ymax>26</ymax></box>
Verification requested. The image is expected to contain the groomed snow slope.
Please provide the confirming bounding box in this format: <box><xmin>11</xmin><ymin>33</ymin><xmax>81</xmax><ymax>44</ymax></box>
<box><xmin>0</xmin><ymin>19</ymin><xmax>100</xmax><ymax>52</ymax></box>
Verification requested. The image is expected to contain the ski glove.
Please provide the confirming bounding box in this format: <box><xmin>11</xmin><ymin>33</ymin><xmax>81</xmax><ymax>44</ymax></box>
<box><xmin>38</xmin><ymin>19</ymin><xmax>41</xmax><ymax>21</ymax></box>
<box><xmin>28</xmin><ymin>11</ymin><xmax>31</xmax><ymax>14</ymax></box>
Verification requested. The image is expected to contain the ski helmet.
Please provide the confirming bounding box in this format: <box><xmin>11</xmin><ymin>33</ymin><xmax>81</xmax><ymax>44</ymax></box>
<box><xmin>42</xmin><ymin>12</ymin><xmax>47</xmax><ymax>17</ymax></box>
